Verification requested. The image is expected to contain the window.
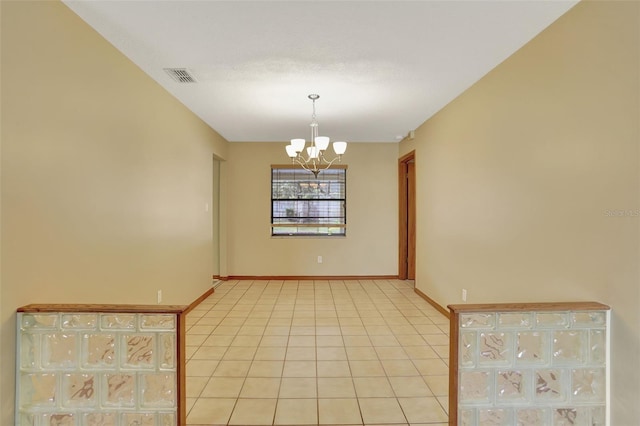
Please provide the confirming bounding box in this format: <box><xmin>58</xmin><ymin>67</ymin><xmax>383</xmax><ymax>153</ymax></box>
<box><xmin>271</xmin><ymin>165</ymin><xmax>346</xmax><ymax>236</ymax></box>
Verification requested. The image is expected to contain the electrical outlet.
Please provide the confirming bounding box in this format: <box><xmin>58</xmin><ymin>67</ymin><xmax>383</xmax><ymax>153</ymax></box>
<box><xmin>157</xmin><ymin>290</ymin><xmax>162</xmax><ymax>304</ymax></box>
<box><xmin>462</xmin><ymin>289</ymin><xmax>467</xmax><ymax>302</ymax></box>
<box><xmin>317</xmin><ymin>255</ymin><xmax>323</xmax><ymax>264</ymax></box>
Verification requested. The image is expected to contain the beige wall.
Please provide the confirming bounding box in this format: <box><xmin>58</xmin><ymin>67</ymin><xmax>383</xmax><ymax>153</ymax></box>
<box><xmin>226</xmin><ymin>142</ymin><xmax>398</xmax><ymax>276</ymax></box>
<box><xmin>0</xmin><ymin>1</ymin><xmax>228</xmax><ymax>423</ymax></box>
<box><xmin>402</xmin><ymin>1</ymin><xmax>639</xmax><ymax>422</ymax></box>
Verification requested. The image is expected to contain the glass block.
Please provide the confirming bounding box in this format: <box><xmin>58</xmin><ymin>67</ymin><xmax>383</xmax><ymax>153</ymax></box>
<box><xmin>141</xmin><ymin>373</ymin><xmax>176</xmax><ymax>408</ymax></box>
<box><xmin>516</xmin><ymin>408</ymin><xmax>547</xmax><ymax>426</ymax></box>
<box><xmin>571</xmin><ymin>368</ymin><xmax>605</xmax><ymax>402</ymax></box>
<box><xmin>21</xmin><ymin>313</ymin><xmax>59</xmax><ymax>330</ymax></box>
<box><xmin>158</xmin><ymin>334</ymin><xmax>176</xmax><ymax>369</ymax></box>
<box><xmin>498</xmin><ymin>313</ymin><xmax>532</xmax><ymax>329</ymax></box>
<box><xmin>101</xmin><ymin>314</ymin><xmax>136</xmax><ymax>329</ymax></box>
<box><xmin>461</xmin><ymin>313</ymin><xmax>495</xmax><ymax>329</ymax></box>
<box><xmin>41</xmin><ymin>413</ymin><xmax>75</xmax><ymax>426</ymax></box>
<box><xmin>42</xmin><ymin>333</ymin><xmax>77</xmax><ymax>369</ymax></box>
<box><xmin>460</xmin><ymin>408</ymin><xmax>475</xmax><ymax>426</ymax></box>
<box><xmin>460</xmin><ymin>370</ymin><xmax>491</xmax><ymax>403</ymax></box>
<box><xmin>140</xmin><ymin>314</ymin><xmax>176</xmax><ymax>330</ymax></box>
<box><xmin>20</xmin><ymin>373</ymin><xmax>57</xmax><ymax>408</ymax></box>
<box><xmin>552</xmin><ymin>331</ymin><xmax>586</xmax><ymax>364</ymax></box>
<box><xmin>18</xmin><ymin>413</ymin><xmax>36</xmax><ymax>426</ymax></box>
<box><xmin>516</xmin><ymin>331</ymin><xmax>547</xmax><ymax>365</ymax></box>
<box><xmin>82</xmin><ymin>412</ymin><xmax>117</xmax><ymax>426</ymax></box>
<box><xmin>83</xmin><ymin>334</ymin><xmax>116</xmax><ymax>368</ymax></box>
<box><xmin>478</xmin><ymin>332</ymin><xmax>511</xmax><ymax>364</ymax></box>
<box><xmin>535</xmin><ymin>369</ymin><xmax>565</xmax><ymax>401</ymax></box>
<box><xmin>460</xmin><ymin>331</ymin><xmax>476</xmax><ymax>367</ymax></box>
<box><xmin>158</xmin><ymin>412</ymin><xmax>177</xmax><ymax>426</ymax></box>
<box><xmin>121</xmin><ymin>412</ymin><xmax>155</xmax><ymax>426</ymax></box>
<box><xmin>536</xmin><ymin>312</ymin><xmax>569</xmax><ymax>328</ymax></box>
<box><xmin>20</xmin><ymin>332</ymin><xmax>41</xmax><ymax>369</ymax></box>
<box><xmin>103</xmin><ymin>374</ymin><xmax>135</xmax><ymax>407</ymax></box>
<box><xmin>553</xmin><ymin>407</ymin><xmax>590</xmax><ymax>426</ymax></box>
<box><xmin>496</xmin><ymin>370</ymin><xmax>527</xmax><ymax>402</ymax></box>
<box><xmin>62</xmin><ymin>373</ymin><xmax>97</xmax><ymax>408</ymax></box>
<box><xmin>478</xmin><ymin>408</ymin><xmax>510</xmax><ymax>425</ymax></box>
<box><xmin>62</xmin><ymin>314</ymin><xmax>97</xmax><ymax>329</ymax></box>
<box><xmin>570</xmin><ymin>311</ymin><xmax>606</xmax><ymax>328</ymax></box>
<box><xmin>123</xmin><ymin>334</ymin><xmax>155</xmax><ymax>368</ymax></box>
<box><xmin>591</xmin><ymin>406</ymin><xmax>606</xmax><ymax>426</ymax></box>
<box><xmin>589</xmin><ymin>329</ymin><xmax>606</xmax><ymax>365</ymax></box>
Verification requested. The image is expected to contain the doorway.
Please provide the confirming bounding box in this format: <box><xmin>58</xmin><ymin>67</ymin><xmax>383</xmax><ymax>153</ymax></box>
<box><xmin>212</xmin><ymin>156</ymin><xmax>221</xmax><ymax>279</ymax></box>
<box><xmin>398</xmin><ymin>151</ymin><xmax>416</xmax><ymax>281</ymax></box>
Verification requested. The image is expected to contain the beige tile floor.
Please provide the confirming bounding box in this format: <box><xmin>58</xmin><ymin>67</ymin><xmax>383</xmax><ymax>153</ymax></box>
<box><xmin>185</xmin><ymin>279</ymin><xmax>450</xmax><ymax>426</ymax></box>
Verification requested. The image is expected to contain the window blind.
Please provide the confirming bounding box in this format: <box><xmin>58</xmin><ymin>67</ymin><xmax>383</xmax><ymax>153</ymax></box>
<box><xmin>271</xmin><ymin>166</ymin><xmax>346</xmax><ymax>236</ymax></box>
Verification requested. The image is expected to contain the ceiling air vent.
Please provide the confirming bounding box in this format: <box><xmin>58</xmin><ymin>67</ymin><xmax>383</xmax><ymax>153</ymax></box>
<box><xmin>163</xmin><ymin>68</ymin><xmax>197</xmax><ymax>83</ymax></box>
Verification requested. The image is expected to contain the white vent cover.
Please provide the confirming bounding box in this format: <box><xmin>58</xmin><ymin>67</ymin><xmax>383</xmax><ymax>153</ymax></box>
<box><xmin>163</xmin><ymin>68</ymin><xmax>197</xmax><ymax>83</ymax></box>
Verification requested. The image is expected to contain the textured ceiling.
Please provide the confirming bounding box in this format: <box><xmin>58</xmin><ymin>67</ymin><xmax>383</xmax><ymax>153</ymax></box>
<box><xmin>63</xmin><ymin>1</ymin><xmax>577</xmax><ymax>143</ymax></box>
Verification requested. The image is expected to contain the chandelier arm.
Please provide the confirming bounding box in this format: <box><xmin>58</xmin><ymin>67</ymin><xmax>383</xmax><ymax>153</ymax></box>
<box><xmin>301</xmin><ymin>152</ymin><xmax>312</xmax><ymax>164</ymax></box>
<box><xmin>319</xmin><ymin>154</ymin><xmax>343</xmax><ymax>169</ymax></box>
<box><xmin>292</xmin><ymin>156</ymin><xmax>313</xmax><ymax>174</ymax></box>
<box><xmin>304</xmin><ymin>155</ymin><xmax>341</xmax><ymax>171</ymax></box>
<box><xmin>316</xmin><ymin>151</ymin><xmax>342</xmax><ymax>165</ymax></box>
<box><xmin>290</xmin><ymin>152</ymin><xmax>343</xmax><ymax>178</ymax></box>
<box><xmin>293</xmin><ymin>155</ymin><xmax>307</xmax><ymax>167</ymax></box>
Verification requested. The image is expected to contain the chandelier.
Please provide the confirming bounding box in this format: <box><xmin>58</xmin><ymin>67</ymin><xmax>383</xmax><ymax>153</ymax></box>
<box><xmin>285</xmin><ymin>94</ymin><xmax>347</xmax><ymax>177</ymax></box>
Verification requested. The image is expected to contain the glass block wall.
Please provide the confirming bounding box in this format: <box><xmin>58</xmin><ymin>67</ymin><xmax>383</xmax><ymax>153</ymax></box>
<box><xmin>16</xmin><ymin>309</ymin><xmax>181</xmax><ymax>426</ymax></box>
<box><xmin>449</xmin><ymin>303</ymin><xmax>609</xmax><ymax>426</ymax></box>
